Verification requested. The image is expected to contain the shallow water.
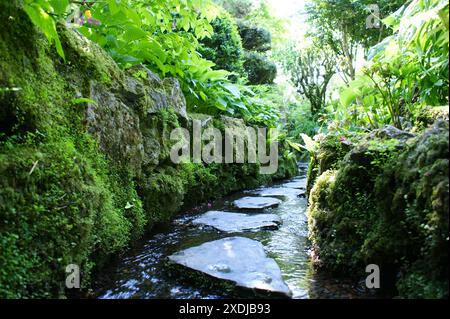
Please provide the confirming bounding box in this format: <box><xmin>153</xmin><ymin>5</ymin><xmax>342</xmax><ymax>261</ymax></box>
<box><xmin>95</xmin><ymin>163</ymin><xmax>375</xmax><ymax>299</ymax></box>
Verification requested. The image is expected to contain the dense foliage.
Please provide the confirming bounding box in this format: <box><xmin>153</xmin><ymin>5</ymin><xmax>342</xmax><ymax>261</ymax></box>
<box><xmin>216</xmin><ymin>1</ymin><xmax>280</xmax><ymax>85</ymax></box>
<box><xmin>21</xmin><ymin>0</ymin><xmax>280</xmax><ymax>127</ymax></box>
<box><xmin>237</xmin><ymin>20</ymin><xmax>272</xmax><ymax>52</ymax></box>
<box><xmin>243</xmin><ymin>52</ymin><xmax>277</xmax><ymax>85</ymax></box>
<box><xmin>307</xmin><ymin>0</ymin><xmax>405</xmax><ymax>83</ymax></box>
<box><xmin>336</xmin><ymin>0</ymin><xmax>449</xmax><ymax>130</ymax></box>
<box><xmin>279</xmin><ymin>43</ymin><xmax>336</xmax><ymax>115</ymax></box>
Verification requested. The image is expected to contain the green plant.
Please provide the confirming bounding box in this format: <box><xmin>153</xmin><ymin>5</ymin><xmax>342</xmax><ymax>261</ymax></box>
<box><xmin>23</xmin><ymin>0</ymin><xmax>71</xmax><ymax>59</ymax></box>
<box><xmin>336</xmin><ymin>0</ymin><xmax>449</xmax><ymax>130</ymax></box>
<box><xmin>372</xmin><ymin>0</ymin><xmax>449</xmax><ymax>107</ymax></box>
<box><xmin>22</xmin><ymin>0</ymin><xmax>279</xmax><ymax>127</ymax></box>
<box><xmin>243</xmin><ymin>51</ymin><xmax>277</xmax><ymax>85</ymax></box>
<box><xmin>279</xmin><ymin>43</ymin><xmax>335</xmax><ymax>115</ymax></box>
<box><xmin>75</xmin><ymin>0</ymin><xmax>278</xmax><ymax>126</ymax></box>
<box><xmin>366</xmin><ymin>139</ymin><xmax>400</xmax><ymax>168</ymax></box>
<box><xmin>214</xmin><ymin>0</ymin><xmax>253</xmax><ymax>19</ymax></box>
<box><xmin>306</xmin><ymin>0</ymin><xmax>405</xmax><ymax>83</ymax></box>
<box><xmin>237</xmin><ymin>20</ymin><xmax>272</xmax><ymax>52</ymax></box>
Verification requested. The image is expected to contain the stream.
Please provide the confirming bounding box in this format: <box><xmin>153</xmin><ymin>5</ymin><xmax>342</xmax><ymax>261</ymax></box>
<box><xmin>95</xmin><ymin>163</ymin><xmax>376</xmax><ymax>299</ymax></box>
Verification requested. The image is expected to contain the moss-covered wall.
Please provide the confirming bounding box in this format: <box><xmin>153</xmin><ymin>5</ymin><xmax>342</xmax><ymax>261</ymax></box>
<box><xmin>306</xmin><ymin>133</ymin><xmax>354</xmax><ymax>197</ymax></box>
<box><xmin>307</xmin><ymin>121</ymin><xmax>449</xmax><ymax>298</ymax></box>
<box><xmin>0</xmin><ymin>2</ymin><xmax>296</xmax><ymax>298</ymax></box>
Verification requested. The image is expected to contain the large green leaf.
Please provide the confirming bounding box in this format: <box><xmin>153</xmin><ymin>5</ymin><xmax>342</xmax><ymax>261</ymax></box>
<box><xmin>340</xmin><ymin>87</ymin><xmax>359</xmax><ymax>107</ymax></box>
<box><xmin>222</xmin><ymin>83</ymin><xmax>241</xmax><ymax>98</ymax></box>
<box><xmin>123</xmin><ymin>25</ymin><xmax>147</xmax><ymax>42</ymax></box>
<box><xmin>24</xmin><ymin>3</ymin><xmax>65</xmax><ymax>59</ymax></box>
<box><xmin>215</xmin><ymin>97</ymin><xmax>228</xmax><ymax>110</ymax></box>
<box><xmin>49</xmin><ymin>0</ymin><xmax>69</xmax><ymax>15</ymax></box>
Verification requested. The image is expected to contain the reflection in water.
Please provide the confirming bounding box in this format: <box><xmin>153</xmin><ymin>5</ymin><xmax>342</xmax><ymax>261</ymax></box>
<box><xmin>95</xmin><ymin>163</ymin><xmax>375</xmax><ymax>299</ymax></box>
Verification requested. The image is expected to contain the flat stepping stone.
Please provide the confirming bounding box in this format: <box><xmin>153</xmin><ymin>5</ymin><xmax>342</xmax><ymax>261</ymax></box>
<box><xmin>298</xmin><ymin>163</ymin><xmax>309</xmax><ymax>170</ymax></box>
<box><xmin>233</xmin><ymin>197</ymin><xmax>281</xmax><ymax>210</ymax></box>
<box><xmin>168</xmin><ymin>237</ymin><xmax>292</xmax><ymax>297</ymax></box>
<box><xmin>256</xmin><ymin>187</ymin><xmax>303</xmax><ymax>199</ymax></box>
<box><xmin>282</xmin><ymin>180</ymin><xmax>307</xmax><ymax>189</ymax></box>
<box><xmin>192</xmin><ymin>211</ymin><xmax>282</xmax><ymax>232</ymax></box>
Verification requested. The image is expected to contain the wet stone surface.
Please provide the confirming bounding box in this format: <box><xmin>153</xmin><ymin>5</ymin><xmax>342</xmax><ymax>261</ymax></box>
<box><xmin>168</xmin><ymin>237</ymin><xmax>292</xmax><ymax>297</ymax></box>
<box><xmin>192</xmin><ymin>211</ymin><xmax>282</xmax><ymax>233</ymax></box>
<box><xmin>233</xmin><ymin>196</ymin><xmax>282</xmax><ymax>210</ymax></box>
<box><xmin>281</xmin><ymin>180</ymin><xmax>307</xmax><ymax>190</ymax></box>
<box><xmin>254</xmin><ymin>187</ymin><xmax>304</xmax><ymax>199</ymax></box>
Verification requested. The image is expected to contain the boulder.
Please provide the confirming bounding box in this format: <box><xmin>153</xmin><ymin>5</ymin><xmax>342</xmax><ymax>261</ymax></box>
<box><xmin>415</xmin><ymin>105</ymin><xmax>449</xmax><ymax>130</ymax></box>
<box><xmin>126</xmin><ymin>65</ymin><xmax>188</xmax><ymax>120</ymax></box>
<box><xmin>307</xmin><ymin>120</ymin><xmax>449</xmax><ymax>298</ymax></box>
<box><xmin>367</xmin><ymin>125</ymin><xmax>415</xmax><ymax>142</ymax></box>
<box><xmin>87</xmin><ymin>82</ymin><xmax>145</xmax><ymax>172</ymax></box>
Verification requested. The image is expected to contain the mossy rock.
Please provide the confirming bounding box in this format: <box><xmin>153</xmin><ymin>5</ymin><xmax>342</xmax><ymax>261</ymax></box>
<box><xmin>307</xmin><ymin>121</ymin><xmax>449</xmax><ymax>298</ymax></box>
<box><xmin>306</xmin><ymin>133</ymin><xmax>354</xmax><ymax>197</ymax></box>
<box><xmin>415</xmin><ymin>105</ymin><xmax>449</xmax><ymax>131</ymax></box>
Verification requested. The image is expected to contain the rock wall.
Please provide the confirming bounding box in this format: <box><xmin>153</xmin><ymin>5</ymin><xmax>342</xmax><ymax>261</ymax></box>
<box><xmin>307</xmin><ymin>121</ymin><xmax>449</xmax><ymax>298</ymax></box>
<box><xmin>0</xmin><ymin>2</ymin><xmax>296</xmax><ymax>298</ymax></box>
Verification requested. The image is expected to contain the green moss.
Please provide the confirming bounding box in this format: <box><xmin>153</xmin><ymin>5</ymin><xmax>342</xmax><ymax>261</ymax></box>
<box><xmin>273</xmin><ymin>154</ymin><xmax>298</xmax><ymax>180</ymax></box>
<box><xmin>306</xmin><ymin>133</ymin><xmax>354</xmax><ymax>196</ymax></box>
<box><xmin>57</xmin><ymin>23</ymin><xmax>122</xmax><ymax>86</ymax></box>
<box><xmin>414</xmin><ymin>105</ymin><xmax>449</xmax><ymax>132</ymax></box>
<box><xmin>146</xmin><ymin>108</ymin><xmax>181</xmax><ymax>167</ymax></box>
<box><xmin>181</xmin><ymin>163</ymin><xmax>219</xmax><ymax>207</ymax></box>
<box><xmin>0</xmin><ymin>2</ymin><xmax>142</xmax><ymax>298</ymax></box>
<box><xmin>140</xmin><ymin>166</ymin><xmax>186</xmax><ymax>223</ymax></box>
<box><xmin>0</xmin><ymin>133</ymin><xmax>143</xmax><ymax>298</ymax></box>
<box><xmin>382</xmin><ymin>121</ymin><xmax>449</xmax><ymax>298</ymax></box>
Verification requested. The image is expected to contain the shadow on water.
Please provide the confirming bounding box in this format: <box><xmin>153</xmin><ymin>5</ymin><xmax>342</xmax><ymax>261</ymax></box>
<box><xmin>94</xmin><ymin>163</ymin><xmax>379</xmax><ymax>299</ymax></box>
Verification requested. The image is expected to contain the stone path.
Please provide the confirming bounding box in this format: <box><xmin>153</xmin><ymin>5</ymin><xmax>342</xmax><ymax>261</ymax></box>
<box><xmin>168</xmin><ymin>176</ymin><xmax>308</xmax><ymax>297</ymax></box>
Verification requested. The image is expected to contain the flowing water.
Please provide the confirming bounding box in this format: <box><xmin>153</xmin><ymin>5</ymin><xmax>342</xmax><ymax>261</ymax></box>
<box><xmin>95</xmin><ymin>163</ymin><xmax>375</xmax><ymax>299</ymax></box>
